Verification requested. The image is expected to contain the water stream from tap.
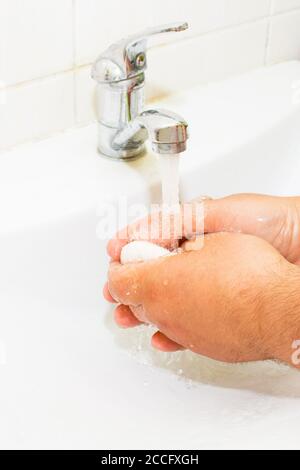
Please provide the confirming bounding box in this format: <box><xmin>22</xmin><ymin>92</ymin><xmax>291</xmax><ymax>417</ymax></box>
<box><xmin>157</xmin><ymin>154</ymin><xmax>181</xmax><ymax>251</ymax></box>
<box><xmin>158</xmin><ymin>154</ymin><xmax>181</xmax><ymax>212</ymax></box>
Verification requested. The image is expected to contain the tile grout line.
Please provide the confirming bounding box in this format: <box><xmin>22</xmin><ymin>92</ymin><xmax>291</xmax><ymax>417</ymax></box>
<box><xmin>2</xmin><ymin>65</ymin><xmax>87</xmax><ymax>91</ymax></box>
<box><xmin>72</xmin><ymin>0</ymin><xmax>77</xmax><ymax>126</ymax></box>
<box><xmin>264</xmin><ymin>0</ymin><xmax>274</xmax><ymax>66</ymax></box>
<box><xmin>273</xmin><ymin>5</ymin><xmax>300</xmax><ymax>16</ymax></box>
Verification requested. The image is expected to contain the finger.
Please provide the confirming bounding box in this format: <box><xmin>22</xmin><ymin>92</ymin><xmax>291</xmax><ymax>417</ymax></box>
<box><xmin>151</xmin><ymin>331</ymin><xmax>185</xmax><ymax>352</ymax></box>
<box><xmin>114</xmin><ymin>305</ymin><xmax>143</xmax><ymax>329</ymax></box>
<box><xmin>181</xmin><ymin>237</ymin><xmax>205</xmax><ymax>252</ymax></box>
<box><xmin>107</xmin><ymin>223</ymin><xmax>145</xmax><ymax>261</ymax></box>
<box><xmin>203</xmin><ymin>195</ymin><xmax>248</xmax><ymax>233</ymax></box>
<box><xmin>107</xmin><ymin>236</ymin><xmax>128</xmax><ymax>262</ymax></box>
<box><xmin>203</xmin><ymin>193</ymin><xmax>280</xmax><ymax>235</ymax></box>
<box><xmin>103</xmin><ymin>282</ymin><xmax>117</xmax><ymax>303</ymax></box>
<box><xmin>130</xmin><ymin>304</ymin><xmax>148</xmax><ymax>323</ymax></box>
<box><xmin>108</xmin><ymin>261</ymin><xmax>145</xmax><ymax>306</ymax></box>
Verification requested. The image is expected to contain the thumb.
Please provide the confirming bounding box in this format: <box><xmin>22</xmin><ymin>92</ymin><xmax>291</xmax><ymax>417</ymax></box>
<box><xmin>108</xmin><ymin>255</ymin><xmax>175</xmax><ymax>309</ymax></box>
<box><xmin>108</xmin><ymin>261</ymin><xmax>147</xmax><ymax>307</ymax></box>
<box><xmin>204</xmin><ymin>197</ymin><xmax>234</xmax><ymax>233</ymax></box>
<box><xmin>204</xmin><ymin>194</ymin><xmax>272</xmax><ymax>235</ymax></box>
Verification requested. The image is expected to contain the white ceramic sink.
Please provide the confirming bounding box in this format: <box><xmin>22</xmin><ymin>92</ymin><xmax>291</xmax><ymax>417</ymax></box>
<box><xmin>1</xmin><ymin>62</ymin><xmax>300</xmax><ymax>450</ymax></box>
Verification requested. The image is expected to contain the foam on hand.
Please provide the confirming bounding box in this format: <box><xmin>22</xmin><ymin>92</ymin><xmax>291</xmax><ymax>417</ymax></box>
<box><xmin>120</xmin><ymin>241</ymin><xmax>172</xmax><ymax>264</ymax></box>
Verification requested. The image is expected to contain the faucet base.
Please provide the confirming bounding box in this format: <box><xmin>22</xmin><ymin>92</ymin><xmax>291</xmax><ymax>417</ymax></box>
<box><xmin>97</xmin><ymin>122</ymin><xmax>146</xmax><ymax>161</ymax></box>
<box><xmin>97</xmin><ymin>146</ymin><xmax>146</xmax><ymax>161</ymax></box>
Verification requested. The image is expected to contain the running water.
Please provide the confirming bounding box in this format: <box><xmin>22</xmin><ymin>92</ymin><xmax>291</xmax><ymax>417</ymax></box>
<box><xmin>157</xmin><ymin>154</ymin><xmax>181</xmax><ymax>212</ymax></box>
<box><xmin>157</xmin><ymin>154</ymin><xmax>181</xmax><ymax>250</ymax></box>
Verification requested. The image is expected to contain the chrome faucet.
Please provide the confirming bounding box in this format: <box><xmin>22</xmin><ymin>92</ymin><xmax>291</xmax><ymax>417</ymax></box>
<box><xmin>91</xmin><ymin>22</ymin><xmax>189</xmax><ymax>160</ymax></box>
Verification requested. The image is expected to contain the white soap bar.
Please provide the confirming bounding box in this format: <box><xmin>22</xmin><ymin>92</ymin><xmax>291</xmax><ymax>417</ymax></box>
<box><xmin>121</xmin><ymin>241</ymin><xmax>171</xmax><ymax>264</ymax></box>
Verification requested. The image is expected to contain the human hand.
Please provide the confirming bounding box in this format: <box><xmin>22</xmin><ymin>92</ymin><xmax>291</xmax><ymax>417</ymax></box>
<box><xmin>107</xmin><ymin>194</ymin><xmax>300</xmax><ymax>265</ymax></box>
<box><xmin>104</xmin><ymin>193</ymin><xmax>300</xmax><ymax>359</ymax></box>
<box><xmin>107</xmin><ymin>232</ymin><xmax>300</xmax><ymax>366</ymax></box>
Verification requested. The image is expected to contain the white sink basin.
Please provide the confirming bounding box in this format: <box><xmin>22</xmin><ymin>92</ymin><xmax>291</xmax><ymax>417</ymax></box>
<box><xmin>1</xmin><ymin>62</ymin><xmax>300</xmax><ymax>450</ymax></box>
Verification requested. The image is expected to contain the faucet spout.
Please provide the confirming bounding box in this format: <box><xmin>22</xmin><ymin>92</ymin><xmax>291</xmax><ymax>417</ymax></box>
<box><xmin>113</xmin><ymin>109</ymin><xmax>188</xmax><ymax>155</ymax></box>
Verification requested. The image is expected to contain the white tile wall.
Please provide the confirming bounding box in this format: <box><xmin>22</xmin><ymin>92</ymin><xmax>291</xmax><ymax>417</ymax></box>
<box><xmin>147</xmin><ymin>20</ymin><xmax>268</xmax><ymax>96</ymax></box>
<box><xmin>0</xmin><ymin>0</ymin><xmax>73</xmax><ymax>86</ymax></box>
<box><xmin>273</xmin><ymin>0</ymin><xmax>300</xmax><ymax>14</ymax></box>
<box><xmin>74</xmin><ymin>0</ymin><xmax>152</xmax><ymax>66</ymax></box>
<box><xmin>153</xmin><ymin>0</ymin><xmax>271</xmax><ymax>38</ymax></box>
<box><xmin>267</xmin><ymin>10</ymin><xmax>300</xmax><ymax>64</ymax></box>
<box><xmin>75</xmin><ymin>65</ymin><xmax>96</xmax><ymax>125</ymax></box>
<box><xmin>1</xmin><ymin>0</ymin><xmax>300</xmax><ymax>151</ymax></box>
<box><xmin>0</xmin><ymin>73</ymin><xmax>74</xmax><ymax>151</ymax></box>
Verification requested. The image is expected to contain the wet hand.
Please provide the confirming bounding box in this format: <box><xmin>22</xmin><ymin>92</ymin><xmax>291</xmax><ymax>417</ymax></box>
<box><xmin>107</xmin><ymin>232</ymin><xmax>300</xmax><ymax>365</ymax></box>
<box><xmin>107</xmin><ymin>194</ymin><xmax>300</xmax><ymax>265</ymax></box>
<box><xmin>104</xmin><ymin>193</ymin><xmax>300</xmax><ymax>357</ymax></box>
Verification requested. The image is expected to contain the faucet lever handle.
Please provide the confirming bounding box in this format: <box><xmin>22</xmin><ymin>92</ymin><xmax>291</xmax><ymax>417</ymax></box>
<box><xmin>130</xmin><ymin>21</ymin><xmax>188</xmax><ymax>44</ymax></box>
<box><xmin>91</xmin><ymin>22</ymin><xmax>188</xmax><ymax>83</ymax></box>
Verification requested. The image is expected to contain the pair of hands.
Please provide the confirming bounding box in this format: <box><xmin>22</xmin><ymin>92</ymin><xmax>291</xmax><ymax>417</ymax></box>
<box><xmin>104</xmin><ymin>194</ymin><xmax>300</xmax><ymax>367</ymax></box>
